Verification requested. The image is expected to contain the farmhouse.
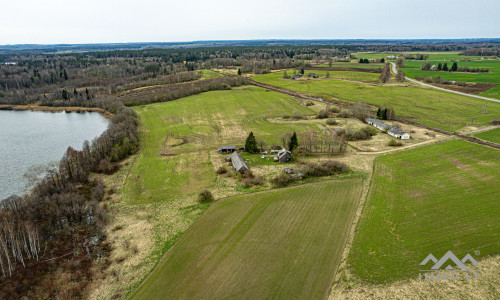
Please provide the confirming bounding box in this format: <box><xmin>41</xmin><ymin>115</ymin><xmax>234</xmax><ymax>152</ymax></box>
<box><xmin>366</xmin><ymin>117</ymin><xmax>390</xmax><ymax>131</ymax></box>
<box><xmin>307</xmin><ymin>73</ymin><xmax>318</xmax><ymax>78</ymax></box>
<box><xmin>230</xmin><ymin>151</ymin><xmax>249</xmax><ymax>173</ymax></box>
<box><xmin>218</xmin><ymin>145</ymin><xmax>236</xmax><ymax>154</ymax></box>
<box><xmin>274</xmin><ymin>148</ymin><xmax>292</xmax><ymax>163</ymax></box>
<box><xmin>387</xmin><ymin>127</ymin><xmax>410</xmax><ymax>139</ymax></box>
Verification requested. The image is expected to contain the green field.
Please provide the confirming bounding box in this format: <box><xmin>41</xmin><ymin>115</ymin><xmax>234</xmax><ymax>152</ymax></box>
<box><xmin>125</xmin><ymin>86</ymin><xmax>321</xmax><ymax>204</ymax></box>
<box><xmin>268</xmin><ymin>70</ymin><xmax>380</xmax><ymax>83</ymax></box>
<box><xmin>474</xmin><ymin>127</ymin><xmax>500</xmax><ymax>143</ymax></box>
<box><xmin>131</xmin><ymin>179</ymin><xmax>363</xmax><ymax>299</ymax></box>
<box><xmin>350</xmin><ymin>140</ymin><xmax>500</xmax><ymax>283</ymax></box>
<box><xmin>312</xmin><ymin>63</ymin><xmax>384</xmax><ymax>69</ymax></box>
<box><xmin>254</xmin><ymin>73</ymin><xmax>500</xmax><ymax>130</ymax></box>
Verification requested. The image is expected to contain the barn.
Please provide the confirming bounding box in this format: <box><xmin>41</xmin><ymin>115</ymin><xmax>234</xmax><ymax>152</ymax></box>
<box><xmin>274</xmin><ymin>148</ymin><xmax>292</xmax><ymax>163</ymax></box>
<box><xmin>230</xmin><ymin>151</ymin><xmax>249</xmax><ymax>173</ymax></box>
<box><xmin>366</xmin><ymin>117</ymin><xmax>390</xmax><ymax>131</ymax></box>
<box><xmin>217</xmin><ymin>145</ymin><xmax>236</xmax><ymax>154</ymax></box>
<box><xmin>387</xmin><ymin>127</ymin><xmax>410</xmax><ymax>139</ymax></box>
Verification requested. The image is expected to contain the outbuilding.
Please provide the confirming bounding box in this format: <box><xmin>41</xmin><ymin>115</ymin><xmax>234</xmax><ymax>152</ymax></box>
<box><xmin>218</xmin><ymin>145</ymin><xmax>236</xmax><ymax>154</ymax></box>
<box><xmin>230</xmin><ymin>151</ymin><xmax>249</xmax><ymax>173</ymax></box>
<box><xmin>274</xmin><ymin>148</ymin><xmax>292</xmax><ymax>163</ymax></box>
<box><xmin>387</xmin><ymin>127</ymin><xmax>410</xmax><ymax>140</ymax></box>
<box><xmin>366</xmin><ymin>117</ymin><xmax>390</xmax><ymax>131</ymax></box>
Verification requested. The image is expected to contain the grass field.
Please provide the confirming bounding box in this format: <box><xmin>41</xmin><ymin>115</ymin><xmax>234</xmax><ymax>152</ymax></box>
<box><xmin>266</xmin><ymin>70</ymin><xmax>381</xmax><ymax>83</ymax></box>
<box><xmin>349</xmin><ymin>140</ymin><xmax>500</xmax><ymax>283</ymax></box>
<box><xmin>312</xmin><ymin>63</ymin><xmax>384</xmax><ymax>69</ymax></box>
<box><xmin>124</xmin><ymin>86</ymin><xmax>321</xmax><ymax>204</ymax></box>
<box><xmin>253</xmin><ymin>72</ymin><xmax>500</xmax><ymax>130</ymax></box>
<box><xmin>473</xmin><ymin>127</ymin><xmax>500</xmax><ymax>143</ymax></box>
<box><xmin>131</xmin><ymin>179</ymin><xmax>363</xmax><ymax>299</ymax></box>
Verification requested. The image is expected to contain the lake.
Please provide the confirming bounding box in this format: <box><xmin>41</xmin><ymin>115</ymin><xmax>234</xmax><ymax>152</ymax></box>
<box><xmin>0</xmin><ymin>110</ymin><xmax>109</xmax><ymax>200</ymax></box>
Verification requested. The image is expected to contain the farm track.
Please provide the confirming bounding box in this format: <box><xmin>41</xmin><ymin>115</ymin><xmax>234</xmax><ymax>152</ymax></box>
<box><xmin>390</xmin><ymin>62</ymin><xmax>500</xmax><ymax>103</ymax></box>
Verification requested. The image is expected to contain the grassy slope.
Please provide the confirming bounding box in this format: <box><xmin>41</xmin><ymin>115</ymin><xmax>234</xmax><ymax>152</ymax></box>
<box><xmin>350</xmin><ymin>140</ymin><xmax>500</xmax><ymax>283</ymax></box>
<box><xmin>474</xmin><ymin>127</ymin><xmax>500</xmax><ymax>143</ymax></box>
<box><xmin>132</xmin><ymin>179</ymin><xmax>363</xmax><ymax>300</ymax></box>
<box><xmin>253</xmin><ymin>73</ymin><xmax>500</xmax><ymax>130</ymax></box>
<box><xmin>125</xmin><ymin>86</ymin><xmax>320</xmax><ymax>204</ymax></box>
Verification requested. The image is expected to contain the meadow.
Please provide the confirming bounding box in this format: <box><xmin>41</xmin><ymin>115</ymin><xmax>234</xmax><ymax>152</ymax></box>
<box><xmin>473</xmin><ymin>127</ymin><xmax>500</xmax><ymax>143</ymax></box>
<box><xmin>269</xmin><ymin>69</ymin><xmax>380</xmax><ymax>83</ymax></box>
<box><xmin>131</xmin><ymin>179</ymin><xmax>363</xmax><ymax>299</ymax></box>
<box><xmin>253</xmin><ymin>72</ymin><xmax>500</xmax><ymax>130</ymax></box>
<box><xmin>124</xmin><ymin>86</ymin><xmax>321</xmax><ymax>204</ymax></box>
<box><xmin>349</xmin><ymin>140</ymin><xmax>500</xmax><ymax>283</ymax></box>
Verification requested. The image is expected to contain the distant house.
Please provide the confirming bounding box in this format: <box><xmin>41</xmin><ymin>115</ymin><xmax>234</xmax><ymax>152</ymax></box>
<box><xmin>218</xmin><ymin>145</ymin><xmax>236</xmax><ymax>154</ymax></box>
<box><xmin>307</xmin><ymin>73</ymin><xmax>318</xmax><ymax>78</ymax></box>
<box><xmin>430</xmin><ymin>65</ymin><xmax>437</xmax><ymax>71</ymax></box>
<box><xmin>292</xmin><ymin>74</ymin><xmax>302</xmax><ymax>80</ymax></box>
<box><xmin>366</xmin><ymin>117</ymin><xmax>390</xmax><ymax>131</ymax></box>
<box><xmin>230</xmin><ymin>151</ymin><xmax>249</xmax><ymax>173</ymax></box>
<box><xmin>274</xmin><ymin>148</ymin><xmax>292</xmax><ymax>163</ymax></box>
<box><xmin>387</xmin><ymin>127</ymin><xmax>410</xmax><ymax>140</ymax></box>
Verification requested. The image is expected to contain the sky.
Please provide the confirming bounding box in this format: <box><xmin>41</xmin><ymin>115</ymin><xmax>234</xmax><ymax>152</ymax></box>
<box><xmin>0</xmin><ymin>0</ymin><xmax>499</xmax><ymax>45</ymax></box>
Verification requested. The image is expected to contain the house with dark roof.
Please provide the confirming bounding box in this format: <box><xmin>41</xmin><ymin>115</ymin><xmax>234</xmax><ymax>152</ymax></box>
<box><xmin>217</xmin><ymin>145</ymin><xmax>236</xmax><ymax>154</ymax></box>
<box><xmin>230</xmin><ymin>151</ymin><xmax>249</xmax><ymax>173</ymax></box>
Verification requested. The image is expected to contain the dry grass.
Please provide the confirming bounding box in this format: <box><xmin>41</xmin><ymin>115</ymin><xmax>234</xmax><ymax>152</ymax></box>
<box><xmin>331</xmin><ymin>255</ymin><xmax>500</xmax><ymax>299</ymax></box>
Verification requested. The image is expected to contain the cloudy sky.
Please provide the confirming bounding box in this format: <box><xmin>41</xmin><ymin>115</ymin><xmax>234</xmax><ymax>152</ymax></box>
<box><xmin>1</xmin><ymin>0</ymin><xmax>498</xmax><ymax>44</ymax></box>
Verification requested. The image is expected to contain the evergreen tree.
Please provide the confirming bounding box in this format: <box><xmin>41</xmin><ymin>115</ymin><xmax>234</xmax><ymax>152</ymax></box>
<box><xmin>380</xmin><ymin>58</ymin><xmax>385</xmax><ymax>63</ymax></box>
<box><xmin>300</xmin><ymin>67</ymin><xmax>304</xmax><ymax>75</ymax></box>
<box><xmin>442</xmin><ymin>63</ymin><xmax>449</xmax><ymax>71</ymax></box>
<box><xmin>63</xmin><ymin>69</ymin><xmax>68</xmax><ymax>80</ymax></box>
<box><xmin>245</xmin><ymin>132</ymin><xmax>259</xmax><ymax>153</ymax></box>
<box><xmin>62</xmin><ymin>89</ymin><xmax>69</xmax><ymax>100</ymax></box>
<box><xmin>382</xmin><ymin>108</ymin><xmax>388</xmax><ymax>120</ymax></box>
<box><xmin>289</xmin><ymin>132</ymin><xmax>298</xmax><ymax>151</ymax></box>
<box><xmin>73</xmin><ymin>88</ymin><xmax>78</xmax><ymax>96</ymax></box>
<box><xmin>451</xmin><ymin>62</ymin><xmax>458</xmax><ymax>72</ymax></box>
<box><xmin>237</xmin><ymin>68</ymin><xmax>242</xmax><ymax>75</ymax></box>
<box><xmin>437</xmin><ymin>63</ymin><xmax>442</xmax><ymax>71</ymax></box>
<box><xmin>376</xmin><ymin>107</ymin><xmax>382</xmax><ymax>118</ymax></box>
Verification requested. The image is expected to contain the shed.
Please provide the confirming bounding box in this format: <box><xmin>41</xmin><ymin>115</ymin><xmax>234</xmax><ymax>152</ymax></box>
<box><xmin>274</xmin><ymin>148</ymin><xmax>292</xmax><ymax>163</ymax></box>
<box><xmin>230</xmin><ymin>151</ymin><xmax>249</xmax><ymax>173</ymax></box>
<box><xmin>307</xmin><ymin>73</ymin><xmax>318</xmax><ymax>78</ymax></box>
<box><xmin>218</xmin><ymin>145</ymin><xmax>236</xmax><ymax>154</ymax></box>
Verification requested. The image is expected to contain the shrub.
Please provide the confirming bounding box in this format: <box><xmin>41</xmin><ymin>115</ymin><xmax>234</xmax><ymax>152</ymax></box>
<box><xmin>338</xmin><ymin>110</ymin><xmax>352</xmax><ymax>118</ymax></box>
<box><xmin>388</xmin><ymin>139</ymin><xmax>403</xmax><ymax>147</ymax></box>
<box><xmin>292</xmin><ymin>110</ymin><xmax>304</xmax><ymax>120</ymax></box>
<box><xmin>198</xmin><ymin>190</ymin><xmax>214</xmax><ymax>202</ymax></box>
<box><xmin>326</xmin><ymin>119</ymin><xmax>338</xmax><ymax>126</ymax></box>
<box><xmin>305</xmin><ymin>100</ymin><xmax>315</xmax><ymax>106</ymax></box>
<box><xmin>216</xmin><ymin>165</ymin><xmax>227</xmax><ymax>174</ymax></box>
<box><xmin>328</xmin><ymin>106</ymin><xmax>340</xmax><ymax>113</ymax></box>
<box><xmin>347</xmin><ymin>126</ymin><xmax>377</xmax><ymax>141</ymax></box>
<box><xmin>490</xmin><ymin>120</ymin><xmax>500</xmax><ymax>125</ymax></box>
<box><xmin>316</xmin><ymin>110</ymin><xmax>329</xmax><ymax>119</ymax></box>
<box><xmin>300</xmin><ymin>161</ymin><xmax>349</xmax><ymax>177</ymax></box>
<box><xmin>271</xmin><ymin>174</ymin><xmax>299</xmax><ymax>187</ymax></box>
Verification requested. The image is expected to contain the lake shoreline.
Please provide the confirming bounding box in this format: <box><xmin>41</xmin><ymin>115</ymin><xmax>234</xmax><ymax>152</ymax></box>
<box><xmin>0</xmin><ymin>104</ymin><xmax>113</xmax><ymax>119</ymax></box>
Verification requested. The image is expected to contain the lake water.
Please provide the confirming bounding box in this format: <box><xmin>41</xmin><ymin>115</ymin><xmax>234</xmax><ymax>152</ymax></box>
<box><xmin>0</xmin><ymin>110</ymin><xmax>109</xmax><ymax>200</ymax></box>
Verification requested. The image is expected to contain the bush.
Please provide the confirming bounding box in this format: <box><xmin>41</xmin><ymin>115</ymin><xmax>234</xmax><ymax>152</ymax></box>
<box><xmin>328</xmin><ymin>106</ymin><xmax>340</xmax><ymax>113</ymax></box>
<box><xmin>346</xmin><ymin>126</ymin><xmax>377</xmax><ymax>141</ymax></box>
<box><xmin>292</xmin><ymin>110</ymin><xmax>304</xmax><ymax>120</ymax></box>
<box><xmin>198</xmin><ymin>190</ymin><xmax>214</xmax><ymax>202</ymax></box>
<box><xmin>326</xmin><ymin>119</ymin><xmax>338</xmax><ymax>126</ymax></box>
<box><xmin>271</xmin><ymin>174</ymin><xmax>299</xmax><ymax>187</ymax></box>
<box><xmin>338</xmin><ymin>110</ymin><xmax>352</xmax><ymax>118</ymax></box>
<box><xmin>305</xmin><ymin>100</ymin><xmax>315</xmax><ymax>106</ymax></box>
<box><xmin>316</xmin><ymin>110</ymin><xmax>329</xmax><ymax>119</ymax></box>
<box><xmin>490</xmin><ymin>120</ymin><xmax>500</xmax><ymax>125</ymax></box>
<box><xmin>388</xmin><ymin>139</ymin><xmax>403</xmax><ymax>147</ymax></box>
<box><xmin>300</xmin><ymin>161</ymin><xmax>349</xmax><ymax>177</ymax></box>
<box><xmin>216</xmin><ymin>165</ymin><xmax>227</xmax><ymax>174</ymax></box>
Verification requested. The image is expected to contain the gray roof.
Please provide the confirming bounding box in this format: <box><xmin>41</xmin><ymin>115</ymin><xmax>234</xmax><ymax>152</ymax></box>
<box><xmin>366</xmin><ymin>117</ymin><xmax>390</xmax><ymax>130</ymax></box>
<box><xmin>230</xmin><ymin>151</ymin><xmax>249</xmax><ymax>173</ymax></box>
<box><xmin>218</xmin><ymin>145</ymin><xmax>236</xmax><ymax>151</ymax></box>
<box><xmin>387</xmin><ymin>127</ymin><xmax>406</xmax><ymax>136</ymax></box>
